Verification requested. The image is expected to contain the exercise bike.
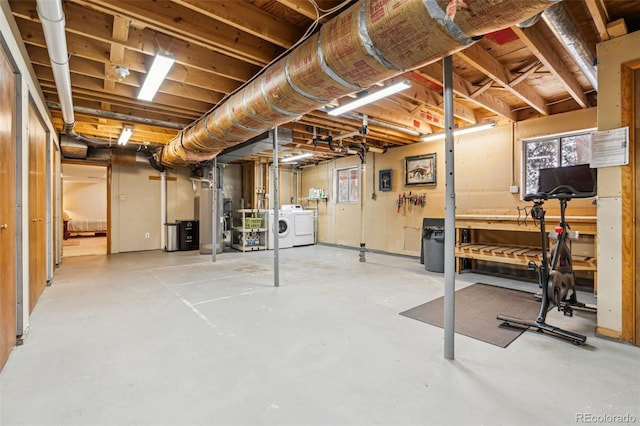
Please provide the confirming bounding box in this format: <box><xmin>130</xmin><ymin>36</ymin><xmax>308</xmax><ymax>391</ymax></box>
<box><xmin>497</xmin><ymin>165</ymin><xmax>597</xmax><ymax>345</ymax></box>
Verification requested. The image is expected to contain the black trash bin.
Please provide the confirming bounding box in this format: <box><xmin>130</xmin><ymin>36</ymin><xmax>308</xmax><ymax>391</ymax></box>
<box><xmin>421</xmin><ymin>218</ymin><xmax>445</xmax><ymax>273</ymax></box>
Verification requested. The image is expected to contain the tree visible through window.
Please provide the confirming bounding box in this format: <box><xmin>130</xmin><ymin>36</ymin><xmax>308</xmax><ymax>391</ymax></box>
<box><xmin>337</xmin><ymin>167</ymin><xmax>358</xmax><ymax>203</ymax></box>
<box><xmin>523</xmin><ymin>132</ymin><xmax>591</xmax><ymax>195</ymax></box>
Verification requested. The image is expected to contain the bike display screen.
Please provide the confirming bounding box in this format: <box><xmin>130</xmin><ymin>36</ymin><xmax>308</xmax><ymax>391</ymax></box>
<box><xmin>538</xmin><ymin>164</ymin><xmax>597</xmax><ymax>198</ymax></box>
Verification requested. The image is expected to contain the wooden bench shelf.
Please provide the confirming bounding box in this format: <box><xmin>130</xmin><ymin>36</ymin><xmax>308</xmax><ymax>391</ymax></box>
<box><xmin>455</xmin><ymin>243</ymin><xmax>596</xmax><ymax>271</ymax></box>
<box><xmin>454</xmin><ymin>213</ymin><xmax>598</xmax><ymax>289</ymax></box>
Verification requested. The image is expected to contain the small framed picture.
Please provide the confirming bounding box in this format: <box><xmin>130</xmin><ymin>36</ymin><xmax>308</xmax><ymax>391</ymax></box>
<box><xmin>405</xmin><ymin>153</ymin><xmax>436</xmax><ymax>186</ymax></box>
<box><xmin>379</xmin><ymin>169</ymin><xmax>392</xmax><ymax>191</ymax></box>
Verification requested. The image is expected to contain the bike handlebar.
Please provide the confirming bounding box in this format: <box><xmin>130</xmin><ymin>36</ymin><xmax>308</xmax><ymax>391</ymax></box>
<box><xmin>524</xmin><ymin>185</ymin><xmax>596</xmax><ymax>201</ymax></box>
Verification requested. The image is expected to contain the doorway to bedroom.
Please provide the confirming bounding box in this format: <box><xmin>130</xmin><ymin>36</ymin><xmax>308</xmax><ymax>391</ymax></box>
<box><xmin>61</xmin><ymin>163</ymin><xmax>108</xmax><ymax>257</ymax></box>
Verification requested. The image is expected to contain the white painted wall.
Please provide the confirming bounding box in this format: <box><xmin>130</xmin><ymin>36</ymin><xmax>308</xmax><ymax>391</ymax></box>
<box><xmin>110</xmin><ymin>163</ymin><xmax>195</xmax><ymax>253</ymax></box>
<box><xmin>63</xmin><ymin>181</ymin><xmax>107</xmax><ymax>221</ymax></box>
<box><xmin>222</xmin><ymin>164</ymin><xmax>242</xmax><ymax>211</ymax></box>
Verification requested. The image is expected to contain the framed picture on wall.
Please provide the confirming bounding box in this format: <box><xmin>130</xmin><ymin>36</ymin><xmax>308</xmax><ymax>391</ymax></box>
<box><xmin>405</xmin><ymin>153</ymin><xmax>436</xmax><ymax>186</ymax></box>
<box><xmin>379</xmin><ymin>169</ymin><xmax>392</xmax><ymax>191</ymax></box>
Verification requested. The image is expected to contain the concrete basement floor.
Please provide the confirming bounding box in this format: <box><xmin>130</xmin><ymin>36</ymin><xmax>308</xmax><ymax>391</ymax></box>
<box><xmin>0</xmin><ymin>245</ymin><xmax>638</xmax><ymax>426</ymax></box>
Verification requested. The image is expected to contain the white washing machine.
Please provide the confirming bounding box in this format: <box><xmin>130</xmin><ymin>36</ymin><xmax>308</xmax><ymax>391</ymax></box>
<box><xmin>282</xmin><ymin>205</ymin><xmax>315</xmax><ymax>246</ymax></box>
<box><xmin>267</xmin><ymin>210</ymin><xmax>294</xmax><ymax>249</ymax></box>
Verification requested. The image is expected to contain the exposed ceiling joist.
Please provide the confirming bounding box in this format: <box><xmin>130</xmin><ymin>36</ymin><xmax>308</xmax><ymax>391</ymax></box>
<box><xmin>174</xmin><ymin>0</ymin><xmax>304</xmax><ymax>49</ymax></box>
<box><xmin>584</xmin><ymin>0</ymin><xmax>610</xmax><ymax>41</ymax></box>
<box><xmin>417</xmin><ymin>63</ymin><xmax>517</xmax><ymax>122</ymax></box>
<box><xmin>70</xmin><ymin>0</ymin><xmax>280</xmax><ymax>66</ymax></box>
<box><xmin>456</xmin><ymin>43</ymin><xmax>549</xmax><ymax>115</ymax></box>
<box><xmin>8</xmin><ymin>0</ymin><xmax>640</xmax><ymax>165</ymax></box>
<box><xmin>276</xmin><ymin>0</ymin><xmax>319</xmax><ymax>20</ymax></box>
<box><xmin>512</xmin><ymin>23</ymin><xmax>588</xmax><ymax>108</ymax></box>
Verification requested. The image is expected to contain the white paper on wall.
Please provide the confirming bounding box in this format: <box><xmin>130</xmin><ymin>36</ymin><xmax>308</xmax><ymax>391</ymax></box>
<box><xmin>590</xmin><ymin>127</ymin><xmax>629</xmax><ymax>168</ymax></box>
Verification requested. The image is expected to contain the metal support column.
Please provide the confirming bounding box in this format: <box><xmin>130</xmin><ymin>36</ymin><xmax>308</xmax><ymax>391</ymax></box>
<box><xmin>273</xmin><ymin>127</ymin><xmax>280</xmax><ymax>287</ymax></box>
<box><xmin>211</xmin><ymin>159</ymin><xmax>217</xmax><ymax>263</ymax></box>
<box><xmin>359</xmin><ymin>114</ymin><xmax>368</xmax><ymax>262</ymax></box>
<box><xmin>443</xmin><ymin>55</ymin><xmax>456</xmax><ymax>360</ymax></box>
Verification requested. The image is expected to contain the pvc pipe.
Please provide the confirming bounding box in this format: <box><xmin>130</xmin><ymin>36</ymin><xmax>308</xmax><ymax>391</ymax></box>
<box><xmin>359</xmin><ymin>160</ymin><xmax>366</xmax><ymax>262</ymax></box>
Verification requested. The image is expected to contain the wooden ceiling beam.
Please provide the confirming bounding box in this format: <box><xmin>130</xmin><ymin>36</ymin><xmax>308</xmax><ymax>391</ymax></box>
<box><xmin>69</xmin><ymin>0</ymin><xmax>281</xmax><ymax>67</ymax></box>
<box><xmin>15</xmin><ymin>15</ymin><xmax>111</xmax><ymax>59</ymax></box>
<box><xmin>52</xmin><ymin>117</ymin><xmax>175</xmax><ymax>145</ymax></box>
<box><xmin>109</xmin><ymin>44</ymin><xmax>125</xmax><ymax>65</ymax></box>
<box><xmin>54</xmin><ymin>97</ymin><xmax>194</xmax><ymax>126</ymax></box>
<box><xmin>108</xmin><ymin>14</ymin><xmax>130</xmax><ymax>92</ymax></box>
<box><xmin>512</xmin><ymin>23</ymin><xmax>588</xmax><ymax>108</ymax></box>
<box><xmin>174</xmin><ymin>0</ymin><xmax>304</xmax><ymax>49</ymax></box>
<box><xmin>357</xmin><ymin>101</ymin><xmax>434</xmax><ymax>134</ymax></box>
<box><xmin>508</xmin><ymin>61</ymin><xmax>542</xmax><ymax>87</ymax></box>
<box><xmin>584</xmin><ymin>0</ymin><xmax>610</xmax><ymax>42</ymax></box>
<box><xmin>33</xmin><ymin>60</ymin><xmax>223</xmax><ymax>107</ymax></box>
<box><xmin>275</xmin><ymin>0</ymin><xmax>319</xmax><ymax>20</ymax></box>
<box><xmin>470</xmin><ymin>79</ymin><xmax>493</xmax><ymax>99</ymax></box>
<box><xmin>38</xmin><ymin>76</ymin><xmax>207</xmax><ymax>120</ymax></box>
<box><xmin>417</xmin><ymin>62</ymin><xmax>516</xmax><ymax>121</ymax></box>
<box><xmin>403</xmin><ymin>74</ymin><xmax>477</xmax><ymax>124</ymax></box>
<box><xmin>10</xmin><ymin>2</ymin><xmax>260</xmax><ymax>83</ymax></box>
<box><xmin>45</xmin><ymin>91</ymin><xmax>200</xmax><ymax>126</ymax></box>
<box><xmin>456</xmin><ymin>43</ymin><xmax>549</xmax><ymax>115</ymax></box>
<box><xmin>299</xmin><ymin>113</ymin><xmax>414</xmax><ymax>145</ymax></box>
<box><xmin>24</xmin><ymin>32</ymin><xmax>240</xmax><ymax>101</ymax></box>
<box><xmin>111</xmin><ymin>14</ymin><xmax>130</xmax><ymax>42</ymax></box>
<box><xmin>60</xmin><ymin>114</ymin><xmax>178</xmax><ymax>136</ymax></box>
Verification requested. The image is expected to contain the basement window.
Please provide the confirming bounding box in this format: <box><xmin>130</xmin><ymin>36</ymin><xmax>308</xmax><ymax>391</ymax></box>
<box><xmin>337</xmin><ymin>167</ymin><xmax>358</xmax><ymax>203</ymax></box>
<box><xmin>522</xmin><ymin>131</ymin><xmax>592</xmax><ymax>195</ymax></box>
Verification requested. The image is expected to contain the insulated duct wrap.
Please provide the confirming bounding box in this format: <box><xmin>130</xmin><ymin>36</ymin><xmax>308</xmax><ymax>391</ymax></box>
<box><xmin>288</xmin><ymin>33</ymin><xmax>354</xmax><ymax>100</ymax></box>
<box><xmin>158</xmin><ymin>0</ymin><xmax>555</xmax><ymax>167</ymax></box>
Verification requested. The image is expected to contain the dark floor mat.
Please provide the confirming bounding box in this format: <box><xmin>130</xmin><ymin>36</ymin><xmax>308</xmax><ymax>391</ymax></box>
<box><xmin>400</xmin><ymin>283</ymin><xmax>541</xmax><ymax>348</ymax></box>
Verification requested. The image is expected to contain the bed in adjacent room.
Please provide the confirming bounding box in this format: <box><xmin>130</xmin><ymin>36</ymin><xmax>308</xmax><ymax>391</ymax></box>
<box><xmin>63</xmin><ymin>214</ymin><xmax>107</xmax><ymax>239</ymax></box>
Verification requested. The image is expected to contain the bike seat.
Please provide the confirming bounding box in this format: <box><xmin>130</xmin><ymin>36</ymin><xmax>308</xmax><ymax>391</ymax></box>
<box><xmin>523</xmin><ymin>192</ymin><xmax>548</xmax><ymax>202</ymax></box>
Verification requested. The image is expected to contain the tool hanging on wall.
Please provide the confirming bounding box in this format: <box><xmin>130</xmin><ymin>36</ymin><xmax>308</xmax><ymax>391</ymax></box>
<box><xmin>395</xmin><ymin>192</ymin><xmax>426</xmax><ymax>212</ymax></box>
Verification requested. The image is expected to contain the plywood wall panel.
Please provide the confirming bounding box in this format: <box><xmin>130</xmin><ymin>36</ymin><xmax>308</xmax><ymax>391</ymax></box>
<box><xmin>301</xmin><ymin>108</ymin><xmax>597</xmax><ymax>257</ymax></box>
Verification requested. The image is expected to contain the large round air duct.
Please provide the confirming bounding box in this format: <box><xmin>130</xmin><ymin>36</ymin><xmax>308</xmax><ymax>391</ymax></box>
<box><xmin>159</xmin><ymin>0</ymin><xmax>556</xmax><ymax>167</ymax></box>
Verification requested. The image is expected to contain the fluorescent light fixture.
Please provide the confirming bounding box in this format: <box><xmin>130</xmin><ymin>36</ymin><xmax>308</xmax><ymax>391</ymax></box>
<box><xmin>281</xmin><ymin>152</ymin><xmax>313</xmax><ymax>163</ymax></box>
<box><xmin>137</xmin><ymin>52</ymin><xmax>175</xmax><ymax>101</ymax></box>
<box><xmin>328</xmin><ymin>80</ymin><xmax>411</xmax><ymax>116</ymax></box>
<box><xmin>118</xmin><ymin>125</ymin><xmax>133</xmax><ymax>145</ymax></box>
<box><xmin>421</xmin><ymin>121</ymin><xmax>497</xmax><ymax>142</ymax></box>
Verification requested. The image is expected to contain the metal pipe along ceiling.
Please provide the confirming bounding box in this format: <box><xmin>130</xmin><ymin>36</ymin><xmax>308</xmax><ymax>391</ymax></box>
<box><xmin>37</xmin><ymin>0</ymin><xmax>107</xmax><ymax>148</ymax></box>
<box><xmin>542</xmin><ymin>2</ymin><xmax>598</xmax><ymax>91</ymax></box>
<box><xmin>36</xmin><ymin>0</ymin><xmax>74</xmax><ymax>129</ymax></box>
